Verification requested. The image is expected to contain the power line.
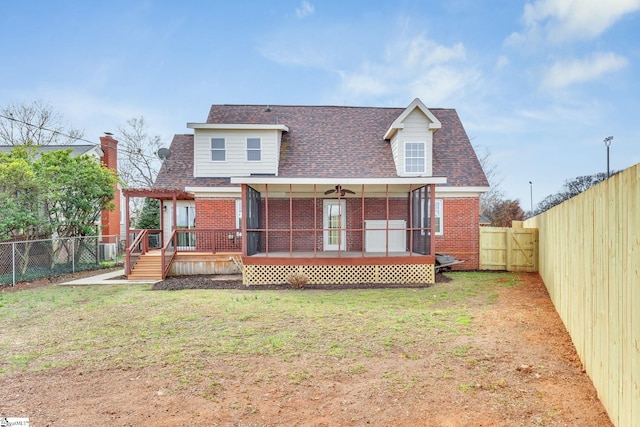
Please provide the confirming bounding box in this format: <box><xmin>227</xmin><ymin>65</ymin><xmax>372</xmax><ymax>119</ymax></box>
<box><xmin>0</xmin><ymin>112</ymin><xmax>151</xmax><ymax>158</ymax></box>
<box><xmin>0</xmin><ymin>112</ymin><xmax>194</xmax><ymax>175</ymax></box>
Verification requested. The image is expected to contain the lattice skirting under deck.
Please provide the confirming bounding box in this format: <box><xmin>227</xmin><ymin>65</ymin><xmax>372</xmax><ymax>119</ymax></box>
<box><xmin>243</xmin><ymin>263</ymin><xmax>434</xmax><ymax>286</ymax></box>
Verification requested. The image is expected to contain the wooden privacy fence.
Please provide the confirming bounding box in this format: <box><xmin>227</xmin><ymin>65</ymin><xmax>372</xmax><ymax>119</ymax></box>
<box><xmin>479</xmin><ymin>222</ymin><xmax>538</xmax><ymax>272</ymax></box>
<box><xmin>525</xmin><ymin>162</ymin><xmax>640</xmax><ymax>427</ymax></box>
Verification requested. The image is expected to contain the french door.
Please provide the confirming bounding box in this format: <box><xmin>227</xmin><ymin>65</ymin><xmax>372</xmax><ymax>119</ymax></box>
<box><xmin>323</xmin><ymin>200</ymin><xmax>346</xmax><ymax>251</ymax></box>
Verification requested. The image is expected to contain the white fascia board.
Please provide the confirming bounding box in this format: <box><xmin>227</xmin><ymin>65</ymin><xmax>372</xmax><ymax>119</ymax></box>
<box><xmin>185</xmin><ymin>186</ymin><xmax>242</xmax><ymax>198</ymax></box>
<box><xmin>383</xmin><ymin>123</ymin><xmax>404</xmax><ymax>140</ymax></box>
<box><xmin>230</xmin><ymin>176</ymin><xmax>447</xmax><ymax>185</ymax></box>
<box><xmin>435</xmin><ymin>186</ymin><xmax>491</xmax><ymax>196</ymax></box>
<box><xmin>187</xmin><ymin>123</ymin><xmax>289</xmax><ymax>132</ymax></box>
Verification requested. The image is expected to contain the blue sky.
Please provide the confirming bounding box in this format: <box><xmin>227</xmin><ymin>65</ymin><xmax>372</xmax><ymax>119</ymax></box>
<box><xmin>2</xmin><ymin>0</ymin><xmax>639</xmax><ymax>209</ymax></box>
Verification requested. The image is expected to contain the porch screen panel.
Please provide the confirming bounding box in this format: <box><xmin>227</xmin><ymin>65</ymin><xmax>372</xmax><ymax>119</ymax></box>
<box><xmin>410</xmin><ymin>186</ymin><xmax>431</xmax><ymax>255</ymax></box>
<box><xmin>246</xmin><ymin>186</ymin><xmax>260</xmax><ymax>256</ymax></box>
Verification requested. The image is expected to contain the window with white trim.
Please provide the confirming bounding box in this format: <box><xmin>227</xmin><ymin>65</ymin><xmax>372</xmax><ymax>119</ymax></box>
<box><xmin>211</xmin><ymin>138</ymin><xmax>226</xmax><ymax>161</ymax></box>
<box><xmin>422</xmin><ymin>199</ymin><xmax>443</xmax><ymax>236</ymax></box>
<box><xmin>235</xmin><ymin>199</ymin><xmax>242</xmax><ymax>236</ymax></box>
<box><xmin>405</xmin><ymin>141</ymin><xmax>426</xmax><ymax>174</ymax></box>
<box><xmin>433</xmin><ymin>199</ymin><xmax>443</xmax><ymax>235</ymax></box>
<box><xmin>247</xmin><ymin>138</ymin><xmax>261</xmax><ymax>161</ymax></box>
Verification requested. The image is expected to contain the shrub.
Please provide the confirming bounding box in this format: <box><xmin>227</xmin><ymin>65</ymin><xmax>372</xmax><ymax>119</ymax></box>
<box><xmin>286</xmin><ymin>272</ymin><xmax>309</xmax><ymax>289</ymax></box>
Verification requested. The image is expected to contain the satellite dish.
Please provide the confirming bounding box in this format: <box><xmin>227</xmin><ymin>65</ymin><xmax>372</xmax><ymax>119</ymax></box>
<box><xmin>157</xmin><ymin>148</ymin><xmax>171</xmax><ymax>160</ymax></box>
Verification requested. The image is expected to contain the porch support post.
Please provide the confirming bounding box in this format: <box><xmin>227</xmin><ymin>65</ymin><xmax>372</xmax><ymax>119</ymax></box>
<box><xmin>408</xmin><ymin>185</ymin><xmax>413</xmax><ymax>256</ymax></box>
<box><xmin>172</xmin><ymin>195</ymin><xmax>177</xmax><ymax>232</ymax></box>
<box><xmin>125</xmin><ymin>193</ymin><xmax>131</xmax><ymax>275</ymax></box>
<box><xmin>337</xmin><ymin>188</ymin><xmax>342</xmax><ymax>257</ymax></box>
<box><xmin>265</xmin><ymin>184</ymin><xmax>269</xmax><ymax>256</ymax></box>
<box><xmin>430</xmin><ymin>184</ymin><xmax>436</xmax><ymax>256</ymax></box>
<box><xmin>159</xmin><ymin>200</ymin><xmax>164</xmax><ymax>244</ymax></box>
<box><xmin>313</xmin><ymin>184</ymin><xmax>317</xmax><ymax>257</ymax></box>
<box><xmin>361</xmin><ymin>184</ymin><xmax>365</xmax><ymax>257</ymax></box>
<box><xmin>241</xmin><ymin>184</ymin><xmax>247</xmax><ymax>257</ymax></box>
<box><xmin>385</xmin><ymin>184</ymin><xmax>390</xmax><ymax>256</ymax></box>
<box><xmin>289</xmin><ymin>183</ymin><xmax>293</xmax><ymax>257</ymax></box>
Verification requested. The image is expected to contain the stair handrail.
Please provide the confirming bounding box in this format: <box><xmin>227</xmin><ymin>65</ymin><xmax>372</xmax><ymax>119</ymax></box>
<box><xmin>161</xmin><ymin>229</ymin><xmax>178</xmax><ymax>279</ymax></box>
<box><xmin>126</xmin><ymin>229</ymin><xmax>149</xmax><ymax>276</ymax></box>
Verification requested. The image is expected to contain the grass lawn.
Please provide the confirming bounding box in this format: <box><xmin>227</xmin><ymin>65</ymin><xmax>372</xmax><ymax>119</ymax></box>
<box><xmin>0</xmin><ymin>272</ymin><xmax>512</xmax><ymax>376</ymax></box>
<box><xmin>0</xmin><ymin>272</ymin><xmax>614</xmax><ymax>426</ymax></box>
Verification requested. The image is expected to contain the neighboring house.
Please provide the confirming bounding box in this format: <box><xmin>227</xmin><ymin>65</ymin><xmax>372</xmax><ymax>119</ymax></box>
<box><xmin>125</xmin><ymin>98</ymin><xmax>489</xmax><ymax>284</ymax></box>
<box><xmin>0</xmin><ymin>137</ymin><xmax>123</xmax><ymax>258</ymax></box>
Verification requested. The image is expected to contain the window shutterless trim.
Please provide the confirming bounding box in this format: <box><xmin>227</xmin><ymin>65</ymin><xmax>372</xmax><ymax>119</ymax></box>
<box><xmin>211</xmin><ymin>137</ymin><xmax>226</xmax><ymax>162</ymax></box>
<box><xmin>246</xmin><ymin>137</ymin><xmax>261</xmax><ymax>161</ymax></box>
<box><xmin>404</xmin><ymin>141</ymin><xmax>426</xmax><ymax>174</ymax></box>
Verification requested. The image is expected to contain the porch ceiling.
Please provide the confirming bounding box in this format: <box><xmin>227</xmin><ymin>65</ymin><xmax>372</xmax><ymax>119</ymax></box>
<box><xmin>244</xmin><ymin>183</ymin><xmax>413</xmax><ymax>197</ymax></box>
<box><xmin>232</xmin><ymin>177</ymin><xmax>446</xmax><ymax>198</ymax></box>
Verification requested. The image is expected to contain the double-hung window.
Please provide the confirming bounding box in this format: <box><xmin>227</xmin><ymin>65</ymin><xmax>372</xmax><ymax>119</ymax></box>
<box><xmin>247</xmin><ymin>137</ymin><xmax>261</xmax><ymax>161</ymax></box>
<box><xmin>421</xmin><ymin>198</ymin><xmax>443</xmax><ymax>236</ymax></box>
<box><xmin>235</xmin><ymin>199</ymin><xmax>243</xmax><ymax>236</ymax></box>
<box><xmin>211</xmin><ymin>138</ymin><xmax>226</xmax><ymax>161</ymax></box>
<box><xmin>432</xmin><ymin>199</ymin><xmax>443</xmax><ymax>235</ymax></box>
<box><xmin>405</xmin><ymin>141</ymin><xmax>426</xmax><ymax>174</ymax></box>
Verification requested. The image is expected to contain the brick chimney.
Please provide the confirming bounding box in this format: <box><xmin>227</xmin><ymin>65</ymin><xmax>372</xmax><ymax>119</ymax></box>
<box><xmin>100</xmin><ymin>135</ymin><xmax>121</xmax><ymax>244</ymax></box>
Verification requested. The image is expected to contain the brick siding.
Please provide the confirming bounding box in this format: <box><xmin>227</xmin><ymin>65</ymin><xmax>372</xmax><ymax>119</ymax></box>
<box><xmin>435</xmin><ymin>197</ymin><xmax>480</xmax><ymax>269</ymax></box>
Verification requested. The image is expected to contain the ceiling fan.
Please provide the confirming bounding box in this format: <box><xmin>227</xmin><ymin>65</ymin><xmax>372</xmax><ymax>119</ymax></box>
<box><xmin>324</xmin><ymin>185</ymin><xmax>355</xmax><ymax>196</ymax></box>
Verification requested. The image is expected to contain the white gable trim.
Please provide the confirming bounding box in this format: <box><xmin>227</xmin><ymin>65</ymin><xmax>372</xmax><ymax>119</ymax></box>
<box><xmin>383</xmin><ymin>98</ymin><xmax>441</xmax><ymax>140</ymax></box>
<box><xmin>187</xmin><ymin>123</ymin><xmax>289</xmax><ymax>132</ymax></box>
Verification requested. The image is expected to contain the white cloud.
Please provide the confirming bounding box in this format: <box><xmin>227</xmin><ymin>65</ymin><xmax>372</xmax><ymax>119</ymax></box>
<box><xmin>542</xmin><ymin>52</ymin><xmax>628</xmax><ymax>88</ymax></box>
<box><xmin>495</xmin><ymin>55</ymin><xmax>509</xmax><ymax>70</ymax></box>
<box><xmin>334</xmin><ymin>35</ymin><xmax>477</xmax><ymax>105</ymax></box>
<box><xmin>509</xmin><ymin>0</ymin><xmax>640</xmax><ymax>44</ymax></box>
<box><xmin>295</xmin><ymin>0</ymin><xmax>315</xmax><ymax>19</ymax></box>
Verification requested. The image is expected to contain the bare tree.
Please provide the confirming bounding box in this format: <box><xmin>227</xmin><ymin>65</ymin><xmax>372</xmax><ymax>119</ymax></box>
<box><xmin>534</xmin><ymin>172</ymin><xmax>611</xmax><ymax>215</ymax></box>
<box><xmin>116</xmin><ymin>117</ymin><xmax>162</xmax><ymax>188</ymax></box>
<box><xmin>0</xmin><ymin>100</ymin><xmax>83</xmax><ymax>145</ymax></box>
<box><xmin>473</xmin><ymin>143</ymin><xmax>505</xmax><ymax>217</ymax></box>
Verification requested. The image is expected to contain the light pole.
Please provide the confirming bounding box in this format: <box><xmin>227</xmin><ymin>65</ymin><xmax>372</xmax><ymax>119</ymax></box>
<box><xmin>529</xmin><ymin>181</ymin><xmax>533</xmax><ymax>214</ymax></box>
<box><xmin>604</xmin><ymin>136</ymin><xmax>613</xmax><ymax>178</ymax></box>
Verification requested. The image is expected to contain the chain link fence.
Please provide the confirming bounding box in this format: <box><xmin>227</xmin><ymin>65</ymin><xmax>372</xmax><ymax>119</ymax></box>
<box><xmin>0</xmin><ymin>235</ymin><xmax>123</xmax><ymax>286</ymax></box>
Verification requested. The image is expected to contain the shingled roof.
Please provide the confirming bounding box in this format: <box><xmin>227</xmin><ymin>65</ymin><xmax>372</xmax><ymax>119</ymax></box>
<box><xmin>154</xmin><ymin>104</ymin><xmax>488</xmax><ymax>189</ymax></box>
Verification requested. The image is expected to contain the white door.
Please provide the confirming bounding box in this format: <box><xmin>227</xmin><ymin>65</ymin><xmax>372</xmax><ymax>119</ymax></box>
<box><xmin>323</xmin><ymin>200</ymin><xmax>346</xmax><ymax>251</ymax></box>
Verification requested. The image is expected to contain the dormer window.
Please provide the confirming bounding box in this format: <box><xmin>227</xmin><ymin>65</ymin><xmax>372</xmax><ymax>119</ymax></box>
<box><xmin>247</xmin><ymin>137</ymin><xmax>261</xmax><ymax>161</ymax></box>
<box><xmin>405</xmin><ymin>141</ymin><xmax>426</xmax><ymax>174</ymax></box>
<box><xmin>211</xmin><ymin>138</ymin><xmax>226</xmax><ymax>161</ymax></box>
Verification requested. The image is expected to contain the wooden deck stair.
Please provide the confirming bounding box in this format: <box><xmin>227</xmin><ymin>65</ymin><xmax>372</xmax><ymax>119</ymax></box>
<box><xmin>128</xmin><ymin>251</ymin><xmax>164</xmax><ymax>280</ymax></box>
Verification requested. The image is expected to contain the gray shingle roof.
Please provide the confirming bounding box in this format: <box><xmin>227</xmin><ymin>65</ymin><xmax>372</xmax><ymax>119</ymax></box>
<box><xmin>154</xmin><ymin>104</ymin><xmax>488</xmax><ymax>190</ymax></box>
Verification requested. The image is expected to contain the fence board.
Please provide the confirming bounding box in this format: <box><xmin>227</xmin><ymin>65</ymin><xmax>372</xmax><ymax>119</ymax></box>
<box><xmin>525</xmin><ymin>162</ymin><xmax>640</xmax><ymax>427</ymax></box>
<box><xmin>479</xmin><ymin>226</ymin><xmax>538</xmax><ymax>272</ymax></box>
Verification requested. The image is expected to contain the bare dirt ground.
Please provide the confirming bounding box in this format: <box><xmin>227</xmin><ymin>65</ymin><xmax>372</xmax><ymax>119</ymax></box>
<box><xmin>1</xmin><ymin>272</ymin><xmax>612</xmax><ymax>426</ymax></box>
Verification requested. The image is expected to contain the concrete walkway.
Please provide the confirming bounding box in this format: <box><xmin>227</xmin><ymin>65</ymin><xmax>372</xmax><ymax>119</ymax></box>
<box><xmin>59</xmin><ymin>269</ymin><xmax>161</xmax><ymax>286</ymax></box>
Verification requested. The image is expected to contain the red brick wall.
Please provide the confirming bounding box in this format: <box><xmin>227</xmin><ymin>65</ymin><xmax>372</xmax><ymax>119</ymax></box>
<box><xmin>194</xmin><ymin>198</ymin><xmax>240</xmax><ymax>252</ymax></box>
<box><xmin>196</xmin><ymin>199</ymin><xmax>236</xmax><ymax>228</ymax></box>
<box><xmin>435</xmin><ymin>197</ymin><xmax>480</xmax><ymax>269</ymax></box>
